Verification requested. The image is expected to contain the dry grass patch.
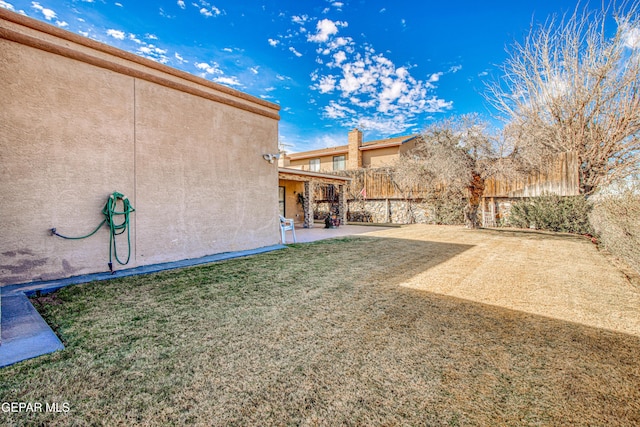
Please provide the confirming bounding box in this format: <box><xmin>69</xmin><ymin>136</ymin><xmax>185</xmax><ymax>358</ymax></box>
<box><xmin>1</xmin><ymin>226</ymin><xmax>639</xmax><ymax>426</ymax></box>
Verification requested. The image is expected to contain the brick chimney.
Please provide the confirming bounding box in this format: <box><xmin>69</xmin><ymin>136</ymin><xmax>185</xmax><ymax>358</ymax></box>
<box><xmin>347</xmin><ymin>128</ymin><xmax>363</xmax><ymax>169</ymax></box>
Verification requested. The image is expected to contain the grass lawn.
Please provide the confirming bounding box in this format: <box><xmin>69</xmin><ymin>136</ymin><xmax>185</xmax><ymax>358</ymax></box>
<box><xmin>1</xmin><ymin>225</ymin><xmax>639</xmax><ymax>426</ymax></box>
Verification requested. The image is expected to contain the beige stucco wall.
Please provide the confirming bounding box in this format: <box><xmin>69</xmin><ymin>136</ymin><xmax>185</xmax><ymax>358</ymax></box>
<box><xmin>363</xmin><ymin>146</ymin><xmax>400</xmax><ymax>168</ymax></box>
<box><xmin>0</xmin><ymin>10</ymin><xmax>280</xmax><ymax>286</ymax></box>
<box><xmin>288</xmin><ymin>154</ymin><xmax>347</xmax><ymax>172</ymax></box>
<box><xmin>278</xmin><ymin>180</ymin><xmax>304</xmax><ymax>224</ymax></box>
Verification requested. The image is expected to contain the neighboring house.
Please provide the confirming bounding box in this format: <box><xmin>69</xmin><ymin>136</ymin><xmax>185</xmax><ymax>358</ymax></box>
<box><xmin>0</xmin><ymin>10</ymin><xmax>281</xmax><ymax>286</ymax></box>
<box><xmin>280</xmin><ymin>129</ymin><xmax>419</xmax><ymax>172</ymax></box>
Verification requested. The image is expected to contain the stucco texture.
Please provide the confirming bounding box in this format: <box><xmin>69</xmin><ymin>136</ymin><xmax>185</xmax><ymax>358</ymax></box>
<box><xmin>0</xmin><ymin>10</ymin><xmax>280</xmax><ymax>286</ymax></box>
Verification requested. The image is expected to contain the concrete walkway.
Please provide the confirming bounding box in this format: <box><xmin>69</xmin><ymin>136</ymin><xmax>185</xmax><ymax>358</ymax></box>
<box><xmin>0</xmin><ymin>224</ymin><xmax>395</xmax><ymax>368</ymax></box>
<box><xmin>0</xmin><ymin>294</ymin><xmax>64</xmax><ymax>368</ymax></box>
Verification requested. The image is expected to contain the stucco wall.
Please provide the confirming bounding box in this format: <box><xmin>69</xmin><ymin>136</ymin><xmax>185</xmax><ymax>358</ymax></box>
<box><xmin>363</xmin><ymin>146</ymin><xmax>400</xmax><ymax>168</ymax></box>
<box><xmin>278</xmin><ymin>180</ymin><xmax>304</xmax><ymax>224</ymax></box>
<box><xmin>0</xmin><ymin>10</ymin><xmax>280</xmax><ymax>286</ymax></box>
<box><xmin>288</xmin><ymin>154</ymin><xmax>347</xmax><ymax>173</ymax></box>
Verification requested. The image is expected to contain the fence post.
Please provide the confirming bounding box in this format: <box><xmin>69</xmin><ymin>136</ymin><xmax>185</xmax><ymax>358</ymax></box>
<box><xmin>303</xmin><ymin>181</ymin><xmax>314</xmax><ymax>228</ymax></box>
<box><xmin>385</xmin><ymin>199</ymin><xmax>390</xmax><ymax>223</ymax></box>
<box><xmin>338</xmin><ymin>184</ymin><xmax>347</xmax><ymax>225</ymax></box>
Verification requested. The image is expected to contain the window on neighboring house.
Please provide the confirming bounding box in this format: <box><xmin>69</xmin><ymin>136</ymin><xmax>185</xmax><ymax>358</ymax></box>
<box><xmin>309</xmin><ymin>158</ymin><xmax>320</xmax><ymax>172</ymax></box>
<box><xmin>333</xmin><ymin>155</ymin><xmax>346</xmax><ymax>171</ymax></box>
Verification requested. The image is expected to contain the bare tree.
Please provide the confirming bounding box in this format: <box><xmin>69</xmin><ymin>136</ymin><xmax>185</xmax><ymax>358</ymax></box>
<box><xmin>395</xmin><ymin>114</ymin><xmax>502</xmax><ymax>228</ymax></box>
<box><xmin>487</xmin><ymin>1</ymin><xmax>640</xmax><ymax>195</ymax></box>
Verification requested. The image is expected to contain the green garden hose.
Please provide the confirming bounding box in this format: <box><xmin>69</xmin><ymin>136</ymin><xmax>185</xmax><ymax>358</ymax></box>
<box><xmin>51</xmin><ymin>192</ymin><xmax>135</xmax><ymax>273</ymax></box>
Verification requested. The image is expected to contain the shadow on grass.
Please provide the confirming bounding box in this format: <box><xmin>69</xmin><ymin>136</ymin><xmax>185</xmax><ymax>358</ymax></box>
<box><xmin>2</xmin><ymin>235</ymin><xmax>639</xmax><ymax>426</ymax></box>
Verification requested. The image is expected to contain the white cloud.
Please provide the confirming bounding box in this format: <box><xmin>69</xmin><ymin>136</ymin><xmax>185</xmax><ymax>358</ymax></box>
<box><xmin>250</xmin><ymin>66</ymin><xmax>259</xmax><ymax>74</ymax></box>
<box><xmin>312</xmin><ymin>38</ymin><xmax>452</xmax><ymax>126</ymax></box>
<box><xmin>332</xmin><ymin>50</ymin><xmax>347</xmax><ymax>65</ymax></box>
<box><xmin>428</xmin><ymin>72</ymin><xmax>443</xmax><ymax>83</ymax></box>
<box><xmin>31</xmin><ymin>2</ymin><xmax>56</xmax><ymax>20</ymax></box>
<box><xmin>449</xmin><ymin>64</ymin><xmax>462</xmax><ymax>73</ymax></box>
<box><xmin>268</xmin><ymin>38</ymin><xmax>280</xmax><ymax>47</ymax></box>
<box><xmin>292</xmin><ymin>14</ymin><xmax>309</xmax><ymax>25</ymax></box>
<box><xmin>138</xmin><ymin>45</ymin><xmax>169</xmax><ymax>63</ymax></box>
<box><xmin>324</xmin><ymin>101</ymin><xmax>355</xmax><ymax>119</ymax></box>
<box><xmin>106</xmin><ymin>29</ymin><xmax>126</xmax><ymax>40</ymax></box>
<box><xmin>214</xmin><ymin>76</ymin><xmax>242</xmax><ymax>87</ymax></box>
<box><xmin>623</xmin><ymin>24</ymin><xmax>640</xmax><ymax>49</ymax></box>
<box><xmin>307</xmin><ymin>19</ymin><xmax>347</xmax><ymax>43</ymax></box>
<box><xmin>177</xmin><ymin>0</ymin><xmax>185</xmax><ymax>9</ymax></box>
<box><xmin>196</xmin><ymin>61</ymin><xmax>223</xmax><ymax>75</ymax></box>
<box><xmin>289</xmin><ymin>46</ymin><xmax>302</xmax><ymax>57</ymax></box>
<box><xmin>355</xmin><ymin>116</ymin><xmax>408</xmax><ymax>134</ymax></box>
<box><xmin>174</xmin><ymin>52</ymin><xmax>187</xmax><ymax>63</ymax></box>
<box><xmin>56</xmin><ymin>20</ymin><xmax>68</xmax><ymax>27</ymax></box>
<box><xmin>198</xmin><ymin>3</ymin><xmax>221</xmax><ymax>18</ymax></box>
<box><xmin>316</xmin><ymin>133</ymin><xmax>343</xmax><ymax>148</ymax></box>
<box><xmin>316</xmin><ymin>75</ymin><xmax>337</xmax><ymax>93</ymax></box>
<box><xmin>0</xmin><ymin>1</ymin><xmax>15</xmax><ymax>11</ymax></box>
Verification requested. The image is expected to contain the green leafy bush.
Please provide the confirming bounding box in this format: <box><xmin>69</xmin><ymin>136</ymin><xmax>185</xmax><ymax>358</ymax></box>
<box><xmin>509</xmin><ymin>194</ymin><xmax>594</xmax><ymax>235</ymax></box>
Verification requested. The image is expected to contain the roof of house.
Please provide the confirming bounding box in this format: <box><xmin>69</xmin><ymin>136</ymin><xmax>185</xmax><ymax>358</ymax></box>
<box><xmin>278</xmin><ymin>168</ymin><xmax>351</xmax><ymax>184</ymax></box>
<box><xmin>285</xmin><ymin>134</ymin><xmax>418</xmax><ymax>160</ymax></box>
<box><xmin>285</xmin><ymin>145</ymin><xmax>349</xmax><ymax>161</ymax></box>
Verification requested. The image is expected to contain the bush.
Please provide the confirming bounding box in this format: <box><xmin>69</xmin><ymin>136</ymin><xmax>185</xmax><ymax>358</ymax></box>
<box><xmin>433</xmin><ymin>196</ymin><xmax>466</xmax><ymax>225</ymax></box>
<box><xmin>590</xmin><ymin>187</ymin><xmax>640</xmax><ymax>275</ymax></box>
<box><xmin>509</xmin><ymin>194</ymin><xmax>594</xmax><ymax>235</ymax></box>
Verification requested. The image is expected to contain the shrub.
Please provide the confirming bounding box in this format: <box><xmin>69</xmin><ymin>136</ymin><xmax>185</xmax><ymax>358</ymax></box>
<box><xmin>590</xmin><ymin>187</ymin><xmax>640</xmax><ymax>275</ymax></box>
<box><xmin>509</xmin><ymin>194</ymin><xmax>594</xmax><ymax>235</ymax></box>
<box><xmin>433</xmin><ymin>196</ymin><xmax>466</xmax><ymax>225</ymax></box>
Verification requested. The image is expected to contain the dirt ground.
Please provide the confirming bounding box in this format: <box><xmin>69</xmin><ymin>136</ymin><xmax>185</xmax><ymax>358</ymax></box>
<box><xmin>358</xmin><ymin>224</ymin><xmax>640</xmax><ymax>337</ymax></box>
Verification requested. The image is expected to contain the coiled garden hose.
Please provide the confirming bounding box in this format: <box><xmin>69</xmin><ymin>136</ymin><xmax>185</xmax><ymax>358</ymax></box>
<box><xmin>51</xmin><ymin>192</ymin><xmax>135</xmax><ymax>273</ymax></box>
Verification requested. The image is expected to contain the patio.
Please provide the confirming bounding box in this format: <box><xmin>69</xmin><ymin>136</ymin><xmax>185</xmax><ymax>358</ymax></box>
<box><xmin>284</xmin><ymin>223</ymin><xmax>398</xmax><ymax>243</ymax></box>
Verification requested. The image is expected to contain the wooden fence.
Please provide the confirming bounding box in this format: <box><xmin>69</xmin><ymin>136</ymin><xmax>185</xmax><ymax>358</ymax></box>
<box><xmin>483</xmin><ymin>152</ymin><xmax>580</xmax><ymax>198</ymax></box>
<box><xmin>314</xmin><ymin>152</ymin><xmax>579</xmax><ymax>201</ymax></box>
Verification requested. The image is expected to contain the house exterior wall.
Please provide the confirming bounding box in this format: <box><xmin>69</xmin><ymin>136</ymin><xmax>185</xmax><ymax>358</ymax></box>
<box><xmin>363</xmin><ymin>146</ymin><xmax>400</xmax><ymax>168</ymax></box>
<box><xmin>278</xmin><ymin>179</ymin><xmax>305</xmax><ymax>224</ymax></box>
<box><xmin>288</xmin><ymin>154</ymin><xmax>348</xmax><ymax>172</ymax></box>
<box><xmin>0</xmin><ymin>10</ymin><xmax>280</xmax><ymax>286</ymax></box>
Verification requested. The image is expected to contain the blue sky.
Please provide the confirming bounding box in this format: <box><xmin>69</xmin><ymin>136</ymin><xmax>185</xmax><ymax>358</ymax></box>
<box><xmin>0</xmin><ymin>0</ymin><xmax>612</xmax><ymax>152</ymax></box>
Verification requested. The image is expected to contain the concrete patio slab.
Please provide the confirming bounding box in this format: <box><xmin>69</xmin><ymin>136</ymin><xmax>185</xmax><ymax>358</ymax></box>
<box><xmin>285</xmin><ymin>223</ymin><xmax>398</xmax><ymax>243</ymax></box>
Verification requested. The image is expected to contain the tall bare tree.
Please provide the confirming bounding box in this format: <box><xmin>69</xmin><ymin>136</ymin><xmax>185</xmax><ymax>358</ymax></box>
<box><xmin>394</xmin><ymin>114</ymin><xmax>502</xmax><ymax>228</ymax></box>
<box><xmin>487</xmin><ymin>1</ymin><xmax>640</xmax><ymax>195</ymax></box>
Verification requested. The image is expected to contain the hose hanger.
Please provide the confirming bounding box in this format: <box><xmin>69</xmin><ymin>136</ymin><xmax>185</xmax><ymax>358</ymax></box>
<box><xmin>51</xmin><ymin>192</ymin><xmax>135</xmax><ymax>273</ymax></box>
